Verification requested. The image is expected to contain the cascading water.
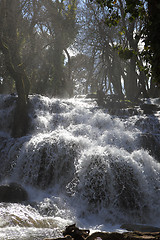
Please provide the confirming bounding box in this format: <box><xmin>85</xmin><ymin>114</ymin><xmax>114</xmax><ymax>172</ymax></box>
<box><xmin>0</xmin><ymin>94</ymin><xmax>160</xmax><ymax>240</ymax></box>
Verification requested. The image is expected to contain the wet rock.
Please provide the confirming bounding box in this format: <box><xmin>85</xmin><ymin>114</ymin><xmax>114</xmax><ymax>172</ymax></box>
<box><xmin>140</xmin><ymin>103</ymin><xmax>159</xmax><ymax>114</ymax></box>
<box><xmin>35</xmin><ymin>141</ymin><xmax>78</xmax><ymax>189</ymax></box>
<box><xmin>46</xmin><ymin>231</ymin><xmax>160</xmax><ymax>240</ymax></box>
<box><xmin>43</xmin><ymin>236</ymin><xmax>73</xmax><ymax>240</ymax></box>
<box><xmin>123</xmin><ymin>231</ymin><xmax>160</xmax><ymax>239</ymax></box>
<box><xmin>45</xmin><ymin>225</ymin><xmax>160</xmax><ymax>240</ymax></box>
<box><xmin>0</xmin><ymin>182</ymin><xmax>28</xmax><ymax>203</ymax></box>
<box><xmin>63</xmin><ymin>224</ymin><xmax>90</xmax><ymax>240</ymax></box>
<box><xmin>127</xmin><ymin>108</ymin><xmax>139</xmax><ymax>115</ymax></box>
<box><xmin>139</xmin><ymin>133</ymin><xmax>160</xmax><ymax>161</ymax></box>
<box><xmin>121</xmin><ymin>224</ymin><xmax>160</xmax><ymax>232</ymax></box>
<box><xmin>108</xmin><ymin>108</ymin><xmax>139</xmax><ymax>116</ymax></box>
<box><xmin>86</xmin><ymin>231</ymin><xmax>160</xmax><ymax>240</ymax></box>
<box><xmin>3</xmin><ymin>94</ymin><xmax>17</xmax><ymax>108</ymax></box>
<box><xmin>85</xmin><ymin>231</ymin><xmax>160</xmax><ymax>240</ymax></box>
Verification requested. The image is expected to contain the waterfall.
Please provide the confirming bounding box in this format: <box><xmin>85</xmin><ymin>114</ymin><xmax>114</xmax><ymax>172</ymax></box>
<box><xmin>0</xmin><ymin>94</ymin><xmax>160</xmax><ymax>239</ymax></box>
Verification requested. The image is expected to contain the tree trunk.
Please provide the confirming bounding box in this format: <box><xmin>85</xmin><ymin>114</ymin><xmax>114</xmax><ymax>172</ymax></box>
<box><xmin>52</xmin><ymin>33</ymin><xmax>66</xmax><ymax>96</ymax></box>
<box><xmin>127</xmin><ymin>55</ymin><xmax>138</xmax><ymax>100</ymax></box>
<box><xmin>0</xmin><ymin>40</ymin><xmax>30</xmax><ymax>137</ymax></box>
<box><xmin>64</xmin><ymin>48</ymin><xmax>73</xmax><ymax>97</ymax></box>
<box><xmin>148</xmin><ymin>0</ymin><xmax>160</xmax><ymax>83</ymax></box>
<box><xmin>0</xmin><ymin>0</ymin><xmax>30</xmax><ymax>137</ymax></box>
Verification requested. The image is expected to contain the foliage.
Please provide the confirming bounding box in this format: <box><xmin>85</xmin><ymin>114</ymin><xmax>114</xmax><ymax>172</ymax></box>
<box><xmin>77</xmin><ymin>0</ymin><xmax>149</xmax><ymax>99</ymax></box>
<box><xmin>0</xmin><ymin>0</ymin><xmax>159</xmax><ymax>104</ymax></box>
<box><xmin>90</xmin><ymin>0</ymin><xmax>160</xmax><ymax>85</ymax></box>
<box><xmin>0</xmin><ymin>0</ymin><xmax>78</xmax><ymax>97</ymax></box>
<box><xmin>0</xmin><ymin>0</ymin><xmax>78</xmax><ymax>136</ymax></box>
<box><xmin>117</xmin><ymin>47</ymin><xmax>134</xmax><ymax>60</ymax></box>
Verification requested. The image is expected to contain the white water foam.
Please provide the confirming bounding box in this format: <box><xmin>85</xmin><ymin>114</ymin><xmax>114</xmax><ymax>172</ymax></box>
<box><xmin>0</xmin><ymin>94</ymin><xmax>160</xmax><ymax>239</ymax></box>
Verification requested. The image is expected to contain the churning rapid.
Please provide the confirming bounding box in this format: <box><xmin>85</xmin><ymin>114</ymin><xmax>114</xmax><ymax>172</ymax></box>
<box><xmin>0</xmin><ymin>94</ymin><xmax>160</xmax><ymax>240</ymax></box>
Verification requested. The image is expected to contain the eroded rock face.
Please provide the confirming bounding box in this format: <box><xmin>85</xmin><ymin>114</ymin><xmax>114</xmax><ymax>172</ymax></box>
<box><xmin>139</xmin><ymin>133</ymin><xmax>160</xmax><ymax>161</ymax></box>
<box><xmin>64</xmin><ymin>231</ymin><xmax>160</xmax><ymax>240</ymax></box>
<box><xmin>63</xmin><ymin>224</ymin><xmax>90</xmax><ymax>240</ymax></box>
<box><xmin>140</xmin><ymin>103</ymin><xmax>160</xmax><ymax>114</ymax></box>
<box><xmin>44</xmin><ymin>232</ymin><xmax>160</xmax><ymax>240</ymax></box>
<box><xmin>45</xmin><ymin>224</ymin><xmax>160</xmax><ymax>240</ymax></box>
<box><xmin>89</xmin><ymin>231</ymin><xmax>160</xmax><ymax>239</ymax></box>
<box><xmin>121</xmin><ymin>224</ymin><xmax>160</xmax><ymax>232</ymax></box>
<box><xmin>0</xmin><ymin>182</ymin><xmax>28</xmax><ymax>203</ymax></box>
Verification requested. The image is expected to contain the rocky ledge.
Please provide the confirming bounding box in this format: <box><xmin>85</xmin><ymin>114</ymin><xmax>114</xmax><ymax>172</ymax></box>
<box><xmin>0</xmin><ymin>182</ymin><xmax>28</xmax><ymax>203</ymax></box>
<box><xmin>43</xmin><ymin>224</ymin><xmax>160</xmax><ymax>240</ymax></box>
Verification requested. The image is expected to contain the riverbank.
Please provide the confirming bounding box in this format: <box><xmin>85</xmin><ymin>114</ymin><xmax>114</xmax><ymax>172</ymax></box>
<box><xmin>42</xmin><ymin>224</ymin><xmax>160</xmax><ymax>240</ymax></box>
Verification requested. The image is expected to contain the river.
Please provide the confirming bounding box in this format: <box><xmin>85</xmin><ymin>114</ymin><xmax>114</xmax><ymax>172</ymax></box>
<box><xmin>0</xmin><ymin>94</ymin><xmax>160</xmax><ymax>240</ymax></box>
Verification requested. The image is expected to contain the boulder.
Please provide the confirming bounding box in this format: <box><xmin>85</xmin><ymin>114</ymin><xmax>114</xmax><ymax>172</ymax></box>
<box><xmin>139</xmin><ymin>133</ymin><xmax>160</xmax><ymax>161</ymax></box>
<box><xmin>123</xmin><ymin>231</ymin><xmax>160</xmax><ymax>239</ymax></box>
<box><xmin>140</xmin><ymin>103</ymin><xmax>159</xmax><ymax>114</ymax></box>
<box><xmin>86</xmin><ymin>231</ymin><xmax>160</xmax><ymax>240</ymax></box>
<box><xmin>121</xmin><ymin>224</ymin><xmax>160</xmax><ymax>232</ymax></box>
<box><xmin>63</xmin><ymin>224</ymin><xmax>90</xmax><ymax>240</ymax></box>
<box><xmin>43</xmin><ymin>236</ymin><xmax>73</xmax><ymax>240</ymax></box>
<box><xmin>0</xmin><ymin>182</ymin><xmax>28</xmax><ymax>203</ymax></box>
<box><xmin>44</xmin><ymin>225</ymin><xmax>160</xmax><ymax>240</ymax></box>
<box><xmin>45</xmin><ymin>231</ymin><xmax>160</xmax><ymax>240</ymax></box>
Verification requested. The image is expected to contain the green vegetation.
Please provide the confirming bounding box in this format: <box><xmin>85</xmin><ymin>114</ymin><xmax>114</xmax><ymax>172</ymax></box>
<box><xmin>0</xmin><ymin>0</ymin><xmax>159</xmax><ymax>136</ymax></box>
<box><xmin>91</xmin><ymin>0</ymin><xmax>160</xmax><ymax>85</ymax></box>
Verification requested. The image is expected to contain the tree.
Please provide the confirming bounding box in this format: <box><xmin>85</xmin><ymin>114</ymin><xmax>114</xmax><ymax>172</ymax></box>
<box><xmin>0</xmin><ymin>0</ymin><xmax>31</xmax><ymax>137</ymax></box>
<box><xmin>91</xmin><ymin>0</ymin><xmax>160</xmax><ymax>87</ymax></box>
<box><xmin>147</xmin><ymin>0</ymin><xmax>160</xmax><ymax>84</ymax></box>
<box><xmin>40</xmin><ymin>0</ymin><xmax>78</xmax><ymax>97</ymax></box>
<box><xmin>0</xmin><ymin>0</ymin><xmax>79</xmax><ymax>136</ymax></box>
<box><xmin>0</xmin><ymin>52</ymin><xmax>14</xmax><ymax>93</ymax></box>
<box><xmin>78</xmin><ymin>0</ymin><xmax>155</xmax><ymax>99</ymax></box>
<box><xmin>68</xmin><ymin>53</ymin><xmax>94</xmax><ymax>95</ymax></box>
<box><xmin>78</xmin><ymin>1</ymin><xmax>142</xmax><ymax>99</ymax></box>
